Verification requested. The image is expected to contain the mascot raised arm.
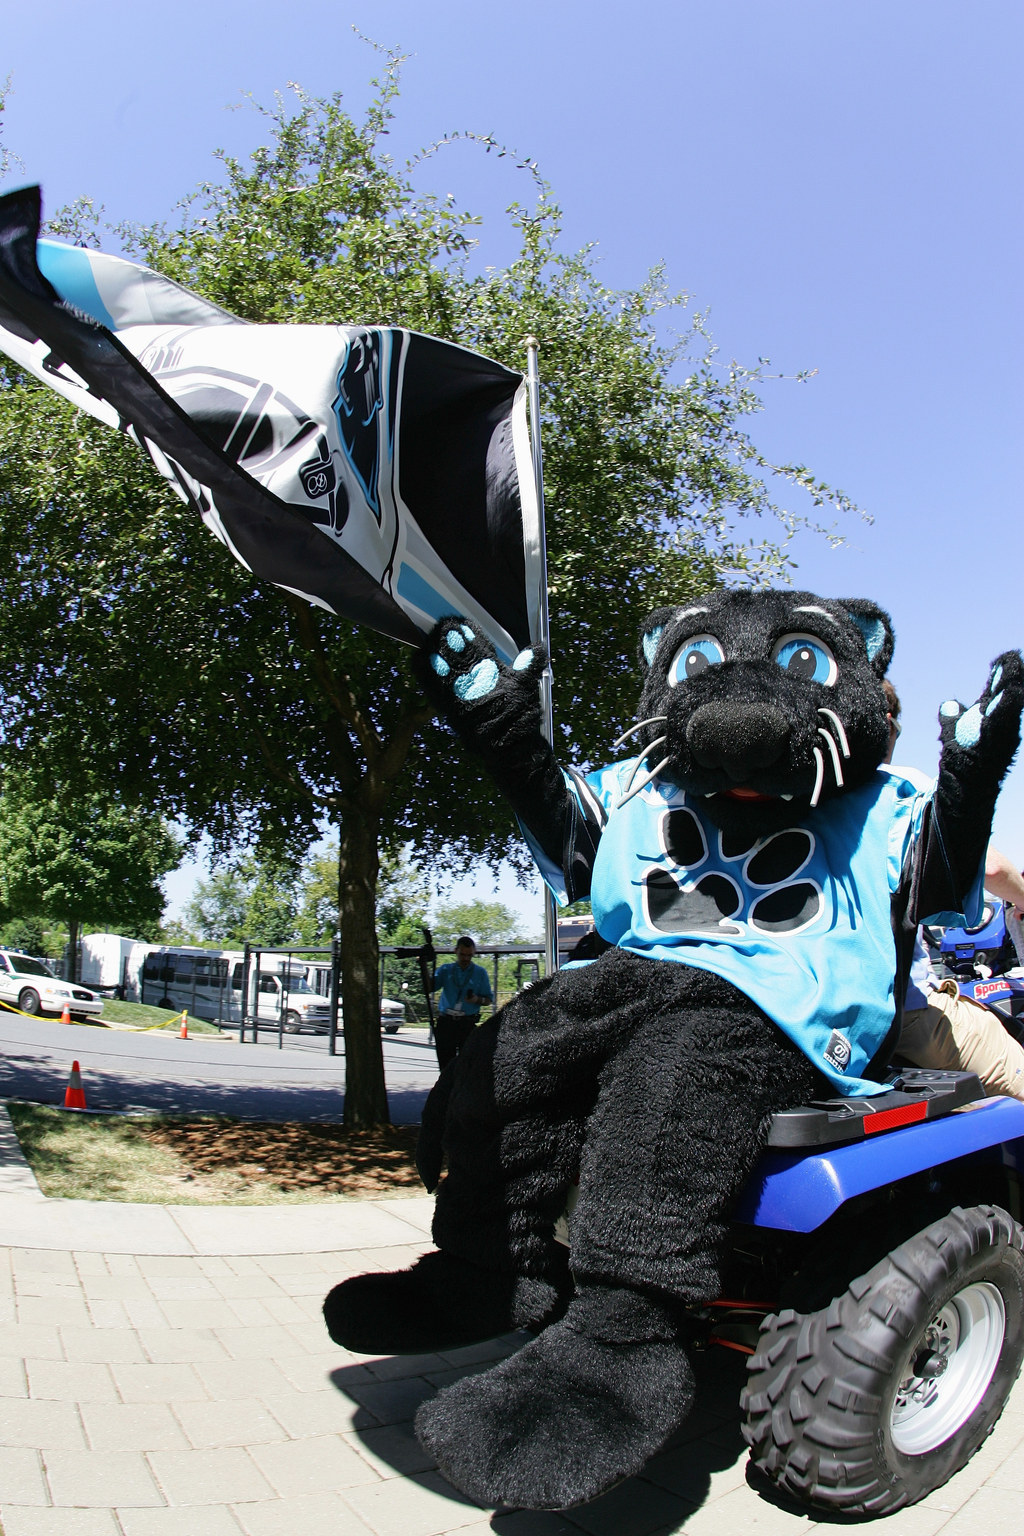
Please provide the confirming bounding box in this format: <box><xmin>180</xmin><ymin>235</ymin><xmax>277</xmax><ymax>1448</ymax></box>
<box><xmin>324</xmin><ymin>588</ymin><xmax>1023</xmax><ymax>1511</ymax></box>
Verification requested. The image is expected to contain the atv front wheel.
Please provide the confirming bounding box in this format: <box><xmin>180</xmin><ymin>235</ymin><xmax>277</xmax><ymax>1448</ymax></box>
<box><xmin>741</xmin><ymin>1203</ymin><xmax>1024</xmax><ymax>1514</ymax></box>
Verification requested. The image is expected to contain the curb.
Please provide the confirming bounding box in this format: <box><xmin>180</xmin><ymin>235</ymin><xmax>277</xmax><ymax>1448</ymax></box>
<box><xmin>0</xmin><ymin>1100</ymin><xmax>435</xmax><ymax>1256</ymax></box>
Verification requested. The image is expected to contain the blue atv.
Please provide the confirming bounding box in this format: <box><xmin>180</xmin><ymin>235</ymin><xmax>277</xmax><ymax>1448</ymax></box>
<box><xmin>927</xmin><ymin>903</ymin><xmax>1024</xmax><ymax>1036</ymax></box>
<box><xmin>552</xmin><ymin>1056</ymin><xmax>1024</xmax><ymax>1514</ymax></box>
<box><xmin>722</xmin><ymin>1065</ymin><xmax>1024</xmax><ymax>1514</ymax></box>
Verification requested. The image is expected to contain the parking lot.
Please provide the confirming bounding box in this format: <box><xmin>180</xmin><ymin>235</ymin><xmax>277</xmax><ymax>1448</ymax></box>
<box><xmin>0</xmin><ymin>1012</ymin><xmax>440</xmax><ymax>1126</ymax></box>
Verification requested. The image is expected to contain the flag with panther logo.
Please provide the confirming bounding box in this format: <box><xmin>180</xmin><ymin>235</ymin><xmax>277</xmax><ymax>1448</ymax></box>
<box><xmin>0</xmin><ymin>185</ymin><xmax>543</xmax><ymax>659</ymax></box>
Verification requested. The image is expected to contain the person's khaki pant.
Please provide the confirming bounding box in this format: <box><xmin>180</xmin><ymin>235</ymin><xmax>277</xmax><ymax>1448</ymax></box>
<box><xmin>899</xmin><ymin>978</ymin><xmax>1024</xmax><ymax>1101</ymax></box>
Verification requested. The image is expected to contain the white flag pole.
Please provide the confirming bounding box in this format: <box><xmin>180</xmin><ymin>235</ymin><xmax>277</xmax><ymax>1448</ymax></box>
<box><xmin>525</xmin><ymin>336</ymin><xmax>559</xmax><ymax>978</ymax></box>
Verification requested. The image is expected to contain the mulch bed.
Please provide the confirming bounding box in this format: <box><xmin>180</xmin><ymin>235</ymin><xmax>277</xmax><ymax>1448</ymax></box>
<box><xmin>140</xmin><ymin>1118</ymin><xmax>424</xmax><ymax>1198</ymax></box>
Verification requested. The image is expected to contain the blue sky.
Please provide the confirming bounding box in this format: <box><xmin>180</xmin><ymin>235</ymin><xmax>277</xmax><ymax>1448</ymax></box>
<box><xmin>3</xmin><ymin>1</ymin><xmax>1022</xmax><ymax>930</ymax></box>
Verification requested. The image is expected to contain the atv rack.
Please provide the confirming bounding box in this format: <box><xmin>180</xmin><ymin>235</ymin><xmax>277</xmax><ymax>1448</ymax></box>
<box><xmin>765</xmin><ymin>1067</ymin><xmax>985</xmax><ymax>1148</ymax></box>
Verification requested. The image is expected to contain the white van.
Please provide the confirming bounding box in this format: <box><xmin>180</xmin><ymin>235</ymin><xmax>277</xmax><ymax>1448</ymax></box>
<box><xmin>238</xmin><ymin>960</ymin><xmax>332</xmax><ymax>1033</ymax></box>
<box><xmin>79</xmin><ymin>933</ymin><xmax>138</xmax><ymax>995</ymax></box>
<box><xmin>303</xmin><ymin>961</ymin><xmax>405</xmax><ymax>1031</ymax></box>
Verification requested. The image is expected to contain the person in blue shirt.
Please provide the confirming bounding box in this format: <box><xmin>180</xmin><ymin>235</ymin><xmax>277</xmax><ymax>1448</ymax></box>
<box><xmin>883</xmin><ymin>680</ymin><xmax>1024</xmax><ymax>1100</ymax></box>
<box><xmin>430</xmin><ymin>936</ymin><xmax>493</xmax><ymax>1068</ymax></box>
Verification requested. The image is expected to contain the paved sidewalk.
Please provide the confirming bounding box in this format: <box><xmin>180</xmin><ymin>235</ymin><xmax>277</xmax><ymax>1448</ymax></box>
<box><xmin>1</xmin><ymin>1112</ymin><xmax>1023</xmax><ymax>1536</ymax></box>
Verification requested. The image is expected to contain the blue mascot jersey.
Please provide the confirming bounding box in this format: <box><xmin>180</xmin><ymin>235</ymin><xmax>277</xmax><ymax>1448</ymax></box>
<box><xmin>526</xmin><ymin>762</ymin><xmax>983</xmax><ymax>1097</ymax></box>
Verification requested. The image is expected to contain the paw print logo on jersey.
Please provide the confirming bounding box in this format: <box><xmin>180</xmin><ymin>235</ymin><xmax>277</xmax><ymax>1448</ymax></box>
<box><xmin>641</xmin><ymin>807</ymin><xmax>823</xmax><ymax>937</ymax></box>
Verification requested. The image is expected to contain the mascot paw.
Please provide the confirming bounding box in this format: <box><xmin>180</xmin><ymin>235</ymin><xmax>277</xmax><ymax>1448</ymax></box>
<box><xmin>414</xmin><ymin>1293</ymin><xmax>695</xmax><ymax>1509</ymax></box>
<box><xmin>323</xmin><ymin>1251</ymin><xmax>564</xmax><ymax>1356</ymax></box>
<box><xmin>939</xmin><ymin>651</ymin><xmax>1024</xmax><ymax>763</ymax></box>
<box><xmin>415</xmin><ymin>616</ymin><xmax>546</xmax><ymax>725</ymax></box>
<box><xmin>429</xmin><ymin>620</ymin><xmax>503</xmax><ymax>704</ymax></box>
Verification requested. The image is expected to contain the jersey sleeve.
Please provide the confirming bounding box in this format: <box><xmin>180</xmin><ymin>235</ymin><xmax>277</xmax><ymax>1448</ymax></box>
<box><xmin>894</xmin><ymin>775</ymin><xmax>986</xmax><ymax>929</ymax></box>
<box><xmin>516</xmin><ymin>761</ymin><xmax>630</xmax><ymax>905</ymax></box>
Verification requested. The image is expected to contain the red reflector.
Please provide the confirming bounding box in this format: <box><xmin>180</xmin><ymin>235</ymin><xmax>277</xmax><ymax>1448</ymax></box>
<box><xmin>864</xmin><ymin>1101</ymin><xmax>929</xmax><ymax>1135</ymax></box>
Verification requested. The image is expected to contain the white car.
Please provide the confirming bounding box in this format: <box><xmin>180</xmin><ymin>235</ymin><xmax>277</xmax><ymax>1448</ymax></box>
<box><xmin>380</xmin><ymin>997</ymin><xmax>405</xmax><ymax>1034</ymax></box>
<box><xmin>0</xmin><ymin>951</ymin><xmax>104</xmax><ymax>1020</ymax></box>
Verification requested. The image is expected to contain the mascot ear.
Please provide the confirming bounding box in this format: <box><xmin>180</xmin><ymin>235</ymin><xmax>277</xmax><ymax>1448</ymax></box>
<box><xmin>840</xmin><ymin>599</ymin><xmax>895</xmax><ymax>678</ymax></box>
<box><xmin>638</xmin><ymin>607</ymin><xmax>677</xmax><ymax>669</ymax></box>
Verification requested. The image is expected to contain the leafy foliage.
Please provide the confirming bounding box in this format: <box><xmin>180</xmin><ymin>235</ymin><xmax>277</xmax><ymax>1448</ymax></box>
<box><xmin>0</xmin><ymin>914</ymin><xmax>64</xmax><ymax>961</ymax></box>
<box><xmin>182</xmin><ymin>853</ymin><xmax>301</xmax><ymax>948</ymax></box>
<box><xmin>432</xmin><ymin>899</ymin><xmax>523</xmax><ymax>946</ymax></box>
<box><xmin>0</xmin><ymin>51</ymin><xmax>857</xmax><ymax>1120</ymax></box>
<box><xmin>0</xmin><ymin>774</ymin><xmax>181</xmax><ymax>944</ymax></box>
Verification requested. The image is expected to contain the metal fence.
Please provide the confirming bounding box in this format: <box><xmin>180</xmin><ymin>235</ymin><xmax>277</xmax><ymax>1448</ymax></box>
<box><xmin>184</xmin><ymin>939</ymin><xmax>550</xmax><ymax>1055</ymax></box>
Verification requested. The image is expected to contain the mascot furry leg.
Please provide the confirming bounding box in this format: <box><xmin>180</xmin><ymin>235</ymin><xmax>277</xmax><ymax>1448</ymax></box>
<box><xmin>327</xmin><ymin>950</ymin><xmax>823</xmax><ymax>1508</ymax></box>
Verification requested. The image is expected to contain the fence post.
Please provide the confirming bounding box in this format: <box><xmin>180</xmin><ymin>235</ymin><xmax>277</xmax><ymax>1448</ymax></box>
<box><xmin>328</xmin><ymin>934</ymin><xmax>342</xmax><ymax>1057</ymax></box>
<box><xmin>240</xmin><ymin>943</ymin><xmax>251</xmax><ymax>1043</ymax></box>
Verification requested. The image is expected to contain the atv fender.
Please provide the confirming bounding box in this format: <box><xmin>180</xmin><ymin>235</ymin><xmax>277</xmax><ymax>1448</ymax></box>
<box><xmin>735</xmin><ymin>1095</ymin><xmax>1024</xmax><ymax>1232</ymax></box>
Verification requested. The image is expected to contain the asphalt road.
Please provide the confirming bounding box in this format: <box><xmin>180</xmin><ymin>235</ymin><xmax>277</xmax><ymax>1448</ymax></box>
<box><xmin>0</xmin><ymin>1011</ymin><xmax>441</xmax><ymax>1124</ymax></box>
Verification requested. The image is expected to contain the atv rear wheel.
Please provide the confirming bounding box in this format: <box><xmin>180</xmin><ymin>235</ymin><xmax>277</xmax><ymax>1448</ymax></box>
<box><xmin>741</xmin><ymin>1204</ymin><xmax>1024</xmax><ymax>1514</ymax></box>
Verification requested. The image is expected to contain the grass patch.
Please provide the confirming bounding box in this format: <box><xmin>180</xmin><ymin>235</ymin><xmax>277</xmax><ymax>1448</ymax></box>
<box><xmin>7</xmin><ymin>1102</ymin><xmax>422</xmax><ymax>1204</ymax></box>
<box><xmin>99</xmin><ymin>998</ymin><xmax>223</xmax><ymax>1034</ymax></box>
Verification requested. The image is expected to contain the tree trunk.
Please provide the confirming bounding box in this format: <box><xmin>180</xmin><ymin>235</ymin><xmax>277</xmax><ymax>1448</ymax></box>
<box><xmin>336</xmin><ymin>805</ymin><xmax>389</xmax><ymax>1128</ymax></box>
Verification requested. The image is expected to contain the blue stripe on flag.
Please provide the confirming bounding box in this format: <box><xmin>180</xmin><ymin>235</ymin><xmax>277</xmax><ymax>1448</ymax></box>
<box><xmin>37</xmin><ymin>241</ymin><xmax>118</xmax><ymax>331</ymax></box>
<box><xmin>397</xmin><ymin>563</ymin><xmax>512</xmax><ymax>661</ymax></box>
<box><xmin>396</xmin><ymin>562</ymin><xmax>455</xmax><ymax>624</ymax></box>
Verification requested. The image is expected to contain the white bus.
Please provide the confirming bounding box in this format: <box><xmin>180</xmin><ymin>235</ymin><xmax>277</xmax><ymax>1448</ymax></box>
<box><xmin>136</xmin><ymin>945</ymin><xmax>333</xmax><ymax>1032</ymax></box>
<box><xmin>81</xmin><ymin>934</ymin><xmax>404</xmax><ymax>1033</ymax></box>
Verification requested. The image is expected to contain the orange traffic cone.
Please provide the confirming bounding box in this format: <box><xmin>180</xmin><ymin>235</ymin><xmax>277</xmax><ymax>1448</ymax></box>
<box><xmin>179</xmin><ymin>1011</ymin><xmax>189</xmax><ymax>1039</ymax></box>
<box><xmin>63</xmin><ymin>1060</ymin><xmax>87</xmax><ymax>1110</ymax></box>
<box><xmin>60</xmin><ymin>1003</ymin><xmax>71</xmax><ymax>1025</ymax></box>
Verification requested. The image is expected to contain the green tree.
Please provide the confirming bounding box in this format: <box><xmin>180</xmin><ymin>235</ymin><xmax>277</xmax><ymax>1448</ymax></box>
<box><xmin>0</xmin><ymin>776</ymin><xmax>182</xmax><ymax>976</ymax></box>
<box><xmin>182</xmin><ymin>853</ymin><xmax>300</xmax><ymax>948</ymax></box>
<box><xmin>293</xmin><ymin>842</ymin><xmax>430</xmax><ymax>948</ymax></box>
<box><xmin>182</xmin><ymin>869</ymin><xmax>248</xmax><ymax>946</ymax></box>
<box><xmin>377</xmin><ymin>850</ymin><xmax>431</xmax><ymax>945</ymax></box>
<box><xmin>0</xmin><ymin>55</ymin><xmax>855</xmax><ymax>1123</ymax></box>
<box><xmin>0</xmin><ymin>915</ymin><xmax>63</xmax><ymax>961</ymax></box>
<box><xmin>432</xmin><ymin>899</ymin><xmax>522</xmax><ymax>947</ymax></box>
<box><xmin>0</xmin><ymin>78</ymin><xmax>19</xmax><ymax>185</ymax></box>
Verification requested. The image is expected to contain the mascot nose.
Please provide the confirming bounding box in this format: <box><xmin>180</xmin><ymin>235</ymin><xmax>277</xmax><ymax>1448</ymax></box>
<box><xmin>685</xmin><ymin>703</ymin><xmax>790</xmax><ymax>778</ymax></box>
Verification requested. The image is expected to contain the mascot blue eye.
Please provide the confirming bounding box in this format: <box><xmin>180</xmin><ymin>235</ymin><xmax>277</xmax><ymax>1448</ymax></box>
<box><xmin>773</xmin><ymin>634</ymin><xmax>838</xmax><ymax>686</ymax></box>
<box><xmin>669</xmin><ymin>635</ymin><xmax>725</xmax><ymax>687</ymax></box>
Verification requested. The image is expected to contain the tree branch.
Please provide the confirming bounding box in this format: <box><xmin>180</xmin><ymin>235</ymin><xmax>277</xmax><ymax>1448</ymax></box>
<box><xmin>377</xmin><ymin>703</ymin><xmax>432</xmax><ymax>784</ymax></box>
<box><xmin>226</xmin><ymin>688</ymin><xmax>337</xmax><ymax>807</ymax></box>
<box><xmin>286</xmin><ymin>595</ymin><xmax>383</xmax><ymax>760</ymax></box>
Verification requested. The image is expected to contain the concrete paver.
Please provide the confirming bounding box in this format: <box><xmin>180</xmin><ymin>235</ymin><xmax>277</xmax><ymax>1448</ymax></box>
<box><xmin>2</xmin><ymin>1512</ymin><xmax>123</xmax><ymax>1536</ymax></box>
<box><xmin>230</xmin><ymin>1491</ymin><xmax>375</xmax><ymax>1535</ymax></box>
<box><xmin>116</xmin><ymin>1510</ymin><xmax>245</xmax><ymax>1536</ymax></box>
<box><xmin>2</xmin><ymin>1102</ymin><xmax>1024</xmax><ymax>1535</ymax></box>
<box><xmin>80</xmin><ymin>1402</ymin><xmax>192</xmax><ymax>1452</ymax></box>
<box><xmin>144</xmin><ymin>1447</ymin><xmax>277</xmax><ymax>1505</ymax></box>
<box><xmin>44</xmin><ymin>1448</ymin><xmax>166</xmax><ymax>1508</ymax></box>
<box><xmin>0</xmin><ymin>1448</ymin><xmax>49</xmax><ymax>1506</ymax></box>
<box><xmin>174</xmin><ymin>1397</ymin><xmax>286</xmax><ymax>1449</ymax></box>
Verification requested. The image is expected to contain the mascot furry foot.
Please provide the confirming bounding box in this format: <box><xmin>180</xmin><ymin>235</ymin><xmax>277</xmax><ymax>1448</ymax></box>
<box><xmin>323</xmin><ymin>1250</ymin><xmax>568</xmax><ymax>1355</ymax></box>
<box><xmin>414</xmin><ymin>1284</ymin><xmax>695</xmax><ymax>1510</ymax></box>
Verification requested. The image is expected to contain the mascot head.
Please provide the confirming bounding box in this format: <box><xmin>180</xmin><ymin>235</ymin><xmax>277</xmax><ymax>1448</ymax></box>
<box><xmin>633</xmin><ymin>589</ymin><xmax>894</xmax><ymax>836</ymax></box>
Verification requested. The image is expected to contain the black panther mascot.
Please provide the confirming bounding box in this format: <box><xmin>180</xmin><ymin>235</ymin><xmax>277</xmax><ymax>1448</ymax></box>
<box><xmin>325</xmin><ymin>589</ymin><xmax>1023</xmax><ymax>1511</ymax></box>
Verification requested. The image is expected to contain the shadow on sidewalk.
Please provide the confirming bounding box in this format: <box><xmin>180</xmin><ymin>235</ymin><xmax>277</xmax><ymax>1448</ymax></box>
<box><xmin>326</xmin><ymin>1338</ymin><xmax>768</xmax><ymax>1533</ymax></box>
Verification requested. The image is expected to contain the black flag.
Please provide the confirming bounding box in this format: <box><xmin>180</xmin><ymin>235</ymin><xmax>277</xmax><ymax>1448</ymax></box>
<box><xmin>0</xmin><ymin>186</ymin><xmax>543</xmax><ymax>658</ymax></box>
